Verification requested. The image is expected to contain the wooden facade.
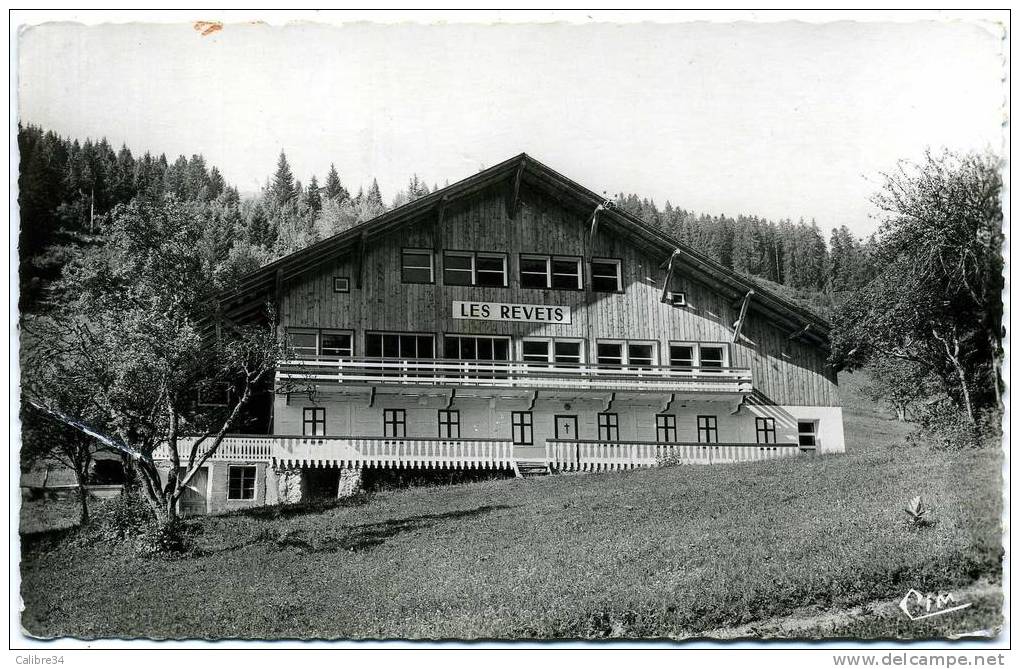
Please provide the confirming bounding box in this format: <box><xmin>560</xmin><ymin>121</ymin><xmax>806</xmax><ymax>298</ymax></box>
<box><xmin>160</xmin><ymin>153</ymin><xmax>845</xmax><ymax>514</ymax></box>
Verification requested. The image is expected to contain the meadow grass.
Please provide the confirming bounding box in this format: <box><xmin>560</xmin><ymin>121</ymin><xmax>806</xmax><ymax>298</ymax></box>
<box><xmin>19</xmin><ymin>380</ymin><xmax>1003</xmax><ymax>640</ymax></box>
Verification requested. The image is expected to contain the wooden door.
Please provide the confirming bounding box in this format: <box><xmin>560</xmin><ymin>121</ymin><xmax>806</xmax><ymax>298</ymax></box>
<box><xmin>554</xmin><ymin>415</ymin><xmax>578</xmax><ymax>440</ymax></box>
<box><xmin>178</xmin><ymin>466</ymin><xmax>208</xmax><ymax>517</ymax></box>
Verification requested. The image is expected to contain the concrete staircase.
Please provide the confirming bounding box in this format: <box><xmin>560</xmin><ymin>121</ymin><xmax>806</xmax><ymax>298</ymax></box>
<box><xmin>514</xmin><ymin>459</ymin><xmax>552</xmax><ymax>478</ymax></box>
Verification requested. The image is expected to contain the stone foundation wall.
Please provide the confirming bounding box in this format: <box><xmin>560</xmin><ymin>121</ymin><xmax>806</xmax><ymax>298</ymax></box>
<box><xmin>337</xmin><ymin>467</ymin><xmax>363</xmax><ymax>498</ymax></box>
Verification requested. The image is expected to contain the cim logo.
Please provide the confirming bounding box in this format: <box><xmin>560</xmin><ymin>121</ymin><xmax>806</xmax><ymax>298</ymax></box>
<box><xmin>898</xmin><ymin>589</ymin><xmax>973</xmax><ymax>621</ymax></box>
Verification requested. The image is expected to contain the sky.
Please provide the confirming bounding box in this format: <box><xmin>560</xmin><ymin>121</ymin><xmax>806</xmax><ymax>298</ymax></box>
<box><xmin>16</xmin><ymin>17</ymin><xmax>1006</xmax><ymax>237</ymax></box>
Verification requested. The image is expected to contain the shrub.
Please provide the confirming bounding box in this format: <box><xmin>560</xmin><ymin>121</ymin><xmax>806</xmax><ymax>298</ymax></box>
<box><xmin>135</xmin><ymin>519</ymin><xmax>188</xmax><ymax>556</ymax></box>
<box><xmin>907</xmin><ymin>402</ymin><xmax>984</xmax><ymax>450</ymax></box>
<box><xmin>96</xmin><ymin>492</ymin><xmax>153</xmax><ymax>541</ymax></box>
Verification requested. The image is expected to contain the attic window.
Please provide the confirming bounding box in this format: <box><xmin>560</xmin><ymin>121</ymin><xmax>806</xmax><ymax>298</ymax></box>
<box><xmin>333</xmin><ymin>277</ymin><xmax>350</xmax><ymax>293</ymax></box>
<box><xmin>591</xmin><ymin>259</ymin><xmax>622</xmax><ymax>292</ymax></box>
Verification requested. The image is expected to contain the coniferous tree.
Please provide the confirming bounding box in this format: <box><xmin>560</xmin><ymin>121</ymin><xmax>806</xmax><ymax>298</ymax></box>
<box><xmin>305</xmin><ymin>175</ymin><xmax>322</xmax><ymax>214</ymax></box>
<box><xmin>271</xmin><ymin>150</ymin><xmax>296</xmax><ymax>206</ymax></box>
<box><xmin>324</xmin><ymin>163</ymin><xmax>350</xmax><ymax>203</ymax></box>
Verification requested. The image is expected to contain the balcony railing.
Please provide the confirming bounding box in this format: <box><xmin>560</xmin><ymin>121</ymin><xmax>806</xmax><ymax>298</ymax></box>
<box><xmin>154</xmin><ymin>435</ymin><xmax>515</xmax><ymax>470</ymax></box>
<box><xmin>277</xmin><ymin>356</ymin><xmax>753</xmax><ymax>393</ymax></box>
<box><xmin>545</xmin><ymin>439</ymin><xmax>812</xmax><ymax>471</ymax></box>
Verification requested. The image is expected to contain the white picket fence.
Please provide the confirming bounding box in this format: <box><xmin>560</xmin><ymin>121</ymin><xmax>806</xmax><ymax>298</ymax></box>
<box><xmin>546</xmin><ymin>439</ymin><xmax>810</xmax><ymax>472</ymax></box>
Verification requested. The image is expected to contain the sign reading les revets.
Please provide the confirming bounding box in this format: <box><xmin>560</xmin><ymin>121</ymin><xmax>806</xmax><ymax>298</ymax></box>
<box><xmin>453</xmin><ymin>301</ymin><xmax>572</xmax><ymax>324</ymax></box>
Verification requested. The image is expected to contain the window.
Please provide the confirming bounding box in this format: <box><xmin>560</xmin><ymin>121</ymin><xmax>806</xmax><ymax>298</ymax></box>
<box><xmin>438</xmin><ymin>410</ymin><xmax>460</xmax><ymax>439</ymax></box>
<box><xmin>288</xmin><ymin>329</ymin><xmax>319</xmax><ymax>357</ymax></box>
<box><xmin>697</xmin><ymin>415</ymin><xmax>718</xmax><ymax>444</ymax></box>
<box><xmin>519</xmin><ymin>255</ymin><xmax>550</xmax><ymax>289</ymax></box>
<box><xmin>333</xmin><ymin>276</ymin><xmax>350</xmax><ymax>293</ymax></box>
<box><xmin>401</xmin><ymin>249</ymin><xmax>434</xmax><ymax>283</ymax></box>
<box><xmin>627</xmin><ymin>343</ymin><xmax>655</xmax><ymax>370</ymax></box>
<box><xmin>444</xmin><ymin>335</ymin><xmax>511</xmax><ymax>361</ymax></box>
<box><xmin>511</xmin><ymin>411</ymin><xmax>533</xmax><ymax>445</ymax></box>
<box><xmin>366</xmin><ymin>332</ymin><xmax>435</xmax><ymax>359</ymax></box>
<box><xmin>384</xmin><ymin>409</ymin><xmax>406</xmax><ymax>438</ymax></box>
<box><xmin>798</xmin><ymin>421</ymin><xmax>817</xmax><ymax>448</ymax></box>
<box><xmin>656</xmin><ymin>414</ymin><xmax>677</xmax><ymax>443</ymax></box>
<box><xmin>756</xmin><ymin>417</ymin><xmax>776</xmax><ymax>444</ymax></box>
<box><xmin>597</xmin><ymin>342</ymin><xmax>624</xmax><ymax>367</ymax></box>
<box><xmin>227</xmin><ymin>466</ymin><xmax>256</xmax><ymax>500</ymax></box>
<box><xmin>521</xmin><ymin>338</ymin><xmax>584</xmax><ymax>365</ymax></box>
<box><xmin>320</xmin><ymin>331</ymin><xmax>353</xmax><ymax>357</ymax></box>
<box><xmin>597</xmin><ymin>340</ymin><xmax>659</xmax><ymax>369</ymax></box>
<box><xmin>519</xmin><ymin>254</ymin><xmax>582</xmax><ymax>289</ymax></box>
<box><xmin>591</xmin><ymin>258</ymin><xmax>622</xmax><ymax>292</ymax></box>
<box><xmin>303</xmin><ymin>407</ymin><xmax>325</xmax><ymax>436</ymax></box>
<box><xmin>443</xmin><ymin>251</ymin><xmax>507</xmax><ymax>287</ymax></box>
<box><xmin>598</xmin><ymin>413</ymin><xmax>619</xmax><ymax>441</ymax></box>
<box><xmin>668</xmin><ymin>343</ymin><xmax>730</xmax><ymax>371</ymax></box>
<box><xmin>699</xmin><ymin>345</ymin><xmax>727</xmax><ymax>371</ymax></box>
<box><xmin>551</xmin><ymin>256</ymin><xmax>582</xmax><ymax>289</ymax></box>
<box><xmin>669</xmin><ymin>344</ymin><xmax>696</xmax><ymax>369</ymax></box>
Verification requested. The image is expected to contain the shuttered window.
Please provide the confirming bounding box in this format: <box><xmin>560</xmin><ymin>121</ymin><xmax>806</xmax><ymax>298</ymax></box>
<box><xmin>756</xmin><ymin>417</ymin><xmax>776</xmax><ymax>444</ymax></box>
<box><xmin>384</xmin><ymin>409</ymin><xmax>406</xmax><ymax>438</ymax></box>
<box><xmin>438</xmin><ymin>410</ymin><xmax>460</xmax><ymax>439</ymax></box>
<box><xmin>697</xmin><ymin>415</ymin><xmax>718</xmax><ymax>444</ymax></box>
<box><xmin>303</xmin><ymin>407</ymin><xmax>325</xmax><ymax>436</ymax></box>
<box><xmin>511</xmin><ymin>411</ymin><xmax>533</xmax><ymax>445</ymax></box>
<box><xmin>655</xmin><ymin>414</ymin><xmax>677</xmax><ymax>443</ymax></box>
<box><xmin>598</xmin><ymin>413</ymin><xmax>619</xmax><ymax>441</ymax></box>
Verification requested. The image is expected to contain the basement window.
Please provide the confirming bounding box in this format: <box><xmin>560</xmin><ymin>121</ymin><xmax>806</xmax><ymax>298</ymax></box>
<box><xmin>438</xmin><ymin>409</ymin><xmax>460</xmax><ymax>439</ymax></box>
<box><xmin>511</xmin><ymin>411</ymin><xmax>533</xmax><ymax>445</ymax></box>
<box><xmin>401</xmin><ymin>249</ymin><xmax>434</xmax><ymax>283</ymax></box>
<box><xmin>598</xmin><ymin>413</ymin><xmax>619</xmax><ymax>441</ymax></box>
<box><xmin>697</xmin><ymin>415</ymin><xmax>719</xmax><ymax>444</ymax></box>
<box><xmin>798</xmin><ymin>421</ymin><xmax>817</xmax><ymax>448</ymax></box>
<box><xmin>227</xmin><ymin>465</ymin><xmax>256</xmax><ymax>500</ymax></box>
<box><xmin>756</xmin><ymin>417</ymin><xmax>776</xmax><ymax>444</ymax></box>
<box><xmin>303</xmin><ymin>407</ymin><xmax>325</xmax><ymax>436</ymax></box>
<box><xmin>655</xmin><ymin>414</ymin><xmax>677</xmax><ymax>443</ymax></box>
<box><xmin>384</xmin><ymin>409</ymin><xmax>406</xmax><ymax>439</ymax></box>
<box><xmin>591</xmin><ymin>258</ymin><xmax>622</xmax><ymax>292</ymax></box>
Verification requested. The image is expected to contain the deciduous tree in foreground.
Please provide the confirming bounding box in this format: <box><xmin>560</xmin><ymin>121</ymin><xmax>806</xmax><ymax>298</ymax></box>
<box><xmin>23</xmin><ymin>198</ymin><xmax>282</xmax><ymax>526</ymax></box>
<box><xmin>830</xmin><ymin>150</ymin><xmax>1003</xmax><ymax>426</ymax></box>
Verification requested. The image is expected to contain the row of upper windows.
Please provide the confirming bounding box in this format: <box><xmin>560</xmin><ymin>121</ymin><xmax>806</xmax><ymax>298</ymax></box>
<box><xmin>300</xmin><ymin>407</ymin><xmax>819</xmax><ymax>447</ymax></box>
<box><xmin>400</xmin><ymin>249</ymin><xmax>624</xmax><ymax>292</ymax></box>
<box><xmin>286</xmin><ymin>328</ymin><xmax>731</xmax><ymax>368</ymax></box>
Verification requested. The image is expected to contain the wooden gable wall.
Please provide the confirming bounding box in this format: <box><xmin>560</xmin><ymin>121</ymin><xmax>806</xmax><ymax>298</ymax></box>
<box><xmin>280</xmin><ymin>183</ymin><xmax>839</xmax><ymax>407</ymax></box>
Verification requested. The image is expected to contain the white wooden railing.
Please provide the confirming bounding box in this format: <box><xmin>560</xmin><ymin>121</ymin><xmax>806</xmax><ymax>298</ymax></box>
<box><xmin>152</xmin><ymin>435</ymin><xmax>273</xmax><ymax>462</ymax></box>
<box><xmin>277</xmin><ymin>356</ymin><xmax>753</xmax><ymax>394</ymax></box>
<box><xmin>153</xmin><ymin>435</ymin><xmax>514</xmax><ymax>470</ymax></box>
<box><xmin>273</xmin><ymin>436</ymin><xmax>514</xmax><ymax>470</ymax></box>
<box><xmin>546</xmin><ymin>439</ymin><xmax>812</xmax><ymax>471</ymax></box>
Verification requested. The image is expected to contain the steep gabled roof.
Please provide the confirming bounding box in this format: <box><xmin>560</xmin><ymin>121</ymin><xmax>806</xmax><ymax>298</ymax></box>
<box><xmin>220</xmin><ymin>153</ymin><xmax>830</xmax><ymax>348</ymax></box>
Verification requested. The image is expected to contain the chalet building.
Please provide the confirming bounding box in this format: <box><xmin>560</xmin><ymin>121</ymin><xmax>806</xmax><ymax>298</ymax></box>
<box><xmin>158</xmin><ymin>154</ymin><xmax>845</xmax><ymax>515</ymax></box>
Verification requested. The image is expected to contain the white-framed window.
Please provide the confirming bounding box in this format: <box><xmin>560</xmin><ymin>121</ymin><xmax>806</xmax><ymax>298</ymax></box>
<box><xmin>287</xmin><ymin>328</ymin><xmax>354</xmax><ymax>358</ymax></box>
<box><xmin>521</xmin><ymin>338</ymin><xmax>584</xmax><ymax>365</ymax></box>
<box><xmin>401</xmin><ymin>249</ymin><xmax>434</xmax><ymax>283</ymax></box>
<box><xmin>591</xmin><ymin>258</ymin><xmax>622</xmax><ymax>292</ymax></box>
<box><xmin>227</xmin><ymin>465</ymin><xmax>257</xmax><ymax>500</ymax></box>
<box><xmin>596</xmin><ymin>339</ymin><xmax>659</xmax><ymax>369</ymax></box>
<box><xmin>668</xmin><ymin>342</ymin><xmax>730</xmax><ymax>371</ymax></box>
<box><xmin>519</xmin><ymin>254</ymin><xmax>582</xmax><ymax>289</ymax></box>
<box><xmin>333</xmin><ymin>276</ymin><xmax>350</xmax><ymax>293</ymax></box>
<box><xmin>798</xmin><ymin>421</ymin><xmax>818</xmax><ymax>448</ymax></box>
<box><xmin>442</xmin><ymin>251</ymin><xmax>507</xmax><ymax>287</ymax></box>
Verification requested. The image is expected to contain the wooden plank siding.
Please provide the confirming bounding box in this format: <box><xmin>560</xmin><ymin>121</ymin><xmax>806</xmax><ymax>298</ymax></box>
<box><xmin>279</xmin><ymin>182</ymin><xmax>839</xmax><ymax>407</ymax></box>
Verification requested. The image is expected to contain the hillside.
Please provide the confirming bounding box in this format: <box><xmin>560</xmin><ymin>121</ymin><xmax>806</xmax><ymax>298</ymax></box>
<box><xmin>20</xmin><ymin>374</ymin><xmax>1003</xmax><ymax>640</ymax></box>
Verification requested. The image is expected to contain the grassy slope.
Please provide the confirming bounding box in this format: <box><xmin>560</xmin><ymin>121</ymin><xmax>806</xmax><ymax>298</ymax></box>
<box><xmin>20</xmin><ymin>374</ymin><xmax>1003</xmax><ymax>640</ymax></box>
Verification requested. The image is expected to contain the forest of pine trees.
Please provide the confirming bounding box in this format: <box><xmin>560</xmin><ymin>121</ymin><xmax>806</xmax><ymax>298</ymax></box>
<box><xmin>18</xmin><ymin>124</ymin><xmax>876</xmax><ymax>317</ymax></box>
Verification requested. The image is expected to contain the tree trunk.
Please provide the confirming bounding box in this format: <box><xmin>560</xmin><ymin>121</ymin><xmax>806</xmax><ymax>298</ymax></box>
<box><xmin>72</xmin><ymin>468</ymin><xmax>90</xmax><ymax>526</ymax></box>
<box><xmin>896</xmin><ymin>405</ymin><xmax>907</xmax><ymax>422</ymax></box>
